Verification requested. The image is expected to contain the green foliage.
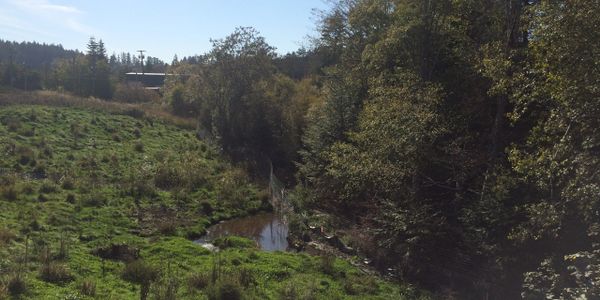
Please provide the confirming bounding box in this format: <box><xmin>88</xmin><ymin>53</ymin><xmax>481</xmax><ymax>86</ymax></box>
<box><xmin>212</xmin><ymin>236</ymin><xmax>256</xmax><ymax>249</ymax></box>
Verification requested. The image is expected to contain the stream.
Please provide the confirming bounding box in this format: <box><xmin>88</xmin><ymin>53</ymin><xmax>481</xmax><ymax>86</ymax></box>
<box><xmin>195</xmin><ymin>212</ymin><xmax>289</xmax><ymax>251</ymax></box>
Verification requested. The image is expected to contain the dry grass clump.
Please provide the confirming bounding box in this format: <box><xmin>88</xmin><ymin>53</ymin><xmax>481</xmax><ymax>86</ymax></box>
<box><xmin>0</xmin><ymin>90</ymin><xmax>196</xmax><ymax>129</ymax></box>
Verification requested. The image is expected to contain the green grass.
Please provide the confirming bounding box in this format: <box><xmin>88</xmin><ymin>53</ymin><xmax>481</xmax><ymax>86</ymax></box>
<box><xmin>0</xmin><ymin>105</ymin><xmax>424</xmax><ymax>299</ymax></box>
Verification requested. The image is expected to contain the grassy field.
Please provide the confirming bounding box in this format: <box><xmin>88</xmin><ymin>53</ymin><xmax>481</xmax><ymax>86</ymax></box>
<box><xmin>0</xmin><ymin>103</ymin><xmax>424</xmax><ymax>299</ymax></box>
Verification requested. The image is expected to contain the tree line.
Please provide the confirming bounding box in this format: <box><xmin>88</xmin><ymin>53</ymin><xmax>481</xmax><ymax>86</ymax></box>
<box><xmin>162</xmin><ymin>0</ymin><xmax>600</xmax><ymax>298</ymax></box>
<box><xmin>0</xmin><ymin>37</ymin><xmax>167</xmax><ymax>99</ymax></box>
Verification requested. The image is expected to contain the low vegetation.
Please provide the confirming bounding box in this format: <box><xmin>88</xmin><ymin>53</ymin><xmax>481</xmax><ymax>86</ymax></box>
<box><xmin>0</xmin><ymin>104</ymin><xmax>417</xmax><ymax>299</ymax></box>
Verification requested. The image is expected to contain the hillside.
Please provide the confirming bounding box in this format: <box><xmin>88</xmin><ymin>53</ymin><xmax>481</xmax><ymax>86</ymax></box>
<box><xmin>0</xmin><ymin>103</ymin><xmax>420</xmax><ymax>299</ymax></box>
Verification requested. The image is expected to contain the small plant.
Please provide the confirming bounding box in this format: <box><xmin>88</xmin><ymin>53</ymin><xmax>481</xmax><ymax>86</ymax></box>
<box><xmin>134</xmin><ymin>141</ymin><xmax>145</xmax><ymax>152</ymax></box>
<box><xmin>122</xmin><ymin>260</ymin><xmax>159</xmax><ymax>300</ymax></box>
<box><xmin>39</xmin><ymin>181</ymin><xmax>57</xmax><ymax>194</ymax></box>
<box><xmin>79</xmin><ymin>279</ymin><xmax>96</xmax><ymax>296</ymax></box>
<box><xmin>4</xmin><ymin>116</ymin><xmax>21</xmax><ymax>132</ymax></box>
<box><xmin>66</xmin><ymin>194</ymin><xmax>76</xmax><ymax>204</ymax></box>
<box><xmin>278</xmin><ymin>281</ymin><xmax>298</xmax><ymax>300</ymax></box>
<box><xmin>0</xmin><ymin>282</ymin><xmax>7</xmax><ymax>300</ymax></box>
<box><xmin>17</xmin><ymin>146</ymin><xmax>34</xmax><ymax>165</ymax></box>
<box><xmin>7</xmin><ymin>275</ymin><xmax>26</xmax><ymax>296</ymax></box>
<box><xmin>207</xmin><ymin>278</ymin><xmax>242</xmax><ymax>300</ymax></box>
<box><xmin>39</xmin><ymin>262</ymin><xmax>73</xmax><ymax>283</ymax></box>
<box><xmin>0</xmin><ymin>185</ymin><xmax>18</xmax><ymax>201</ymax></box>
<box><xmin>61</xmin><ymin>177</ymin><xmax>75</xmax><ymax>190</ymax></box>
<box><xmin>133</xmin><ymin>127</ymin><xmax>142</xmax><ymax>138</ymax></box>
<box><xmin>187</xmin><ymin>272</ymin><xmax>210</xmax><ymax>290</ymax></box>
<box><xmin>0</xmin><ymin>228</ymin><xmax>16</xmax><ymax>244</ymax></box>
<box><xmin>320</xmin><ymin>254</ymin><xmax>336</xmax><ymax>276</ymax></box>
<box><xmin>343</xmin><ymin>275</ymin><xmax>379</xmax><ymax>295</ymax></box>
<box><xmin>37</xmin><ymin>194</ymin><xmax>49</xmax><ymax>202</ymax></box>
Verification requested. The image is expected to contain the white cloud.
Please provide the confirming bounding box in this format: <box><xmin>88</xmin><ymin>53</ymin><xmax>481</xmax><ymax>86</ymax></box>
<box><xmin>4</xmin><ymin>0</ymin><xmax>95</xmax><ymax>35</ymax></box>
<box><xmin>11</xmin><ymin>0</ymin><xmax>82</xmax><ymax>14</ymax></box>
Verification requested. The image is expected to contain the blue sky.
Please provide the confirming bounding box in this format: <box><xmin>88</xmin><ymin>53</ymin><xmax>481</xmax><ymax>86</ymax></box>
<box><xmin>0</xmin><ymin>0</ymin><xmax>330</xmax><ymax>61</ymax></box>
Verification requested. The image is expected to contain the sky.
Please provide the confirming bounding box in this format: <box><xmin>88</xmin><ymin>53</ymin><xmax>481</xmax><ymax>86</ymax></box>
<box><xmin>0</xmin><ymin>0</ymin><xmax>330</xmax><ymax>61</ymax></box>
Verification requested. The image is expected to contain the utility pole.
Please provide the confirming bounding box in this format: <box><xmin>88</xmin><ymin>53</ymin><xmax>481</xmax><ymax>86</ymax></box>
<box><xmin>137</xmin><ymin>50</ymin><xmax>146</xmax><ymax>84</ymax></box>
<box><xmin>137</xmin><ymin>50</ymin><xmax>146</xmax><ymax>74</ymax></box>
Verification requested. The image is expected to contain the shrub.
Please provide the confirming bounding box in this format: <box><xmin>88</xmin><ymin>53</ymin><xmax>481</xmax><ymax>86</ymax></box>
<box><xmin>7</xmin><ymin>275</ymin><xmax>26</xmax><ymax>296</ymax></box>
<box><xmin>114</xmin><ymin>82</ymin><xmax>160</xmax><ymax>103</ymax></box>
<box><xmin>187</xmin><ymin>272</ymin><xmax>210</xmax><ymax>290</ymax></box>
<box><xmin>154</xmin><ymin>164</ymin><xmax>181</xmax><ymax>190</ymax></box>
<box><xmin>61</xmin><ymin>178</ymin><xmax>75</xmax><ymax>190</ymax></box>
<box><xmin>0</xmin><ymin>228</ymin><xmax>16</xmax><ymax>244</ymax></box>
<box><xmin>156</xmin><ymin>220</ymin><xmax>177</xmax><ymax>235</ymax></box>
<box><xmin>207</xmin><ymin>279</ymin><xmax>242</xmax><ymax>300</ymax></box>
<box><xmin>134</xmin><ymin>141</ymin><xmax>145</xmax><ymax>152</ymax></box>
<box><xmin>79</xmin><ymin>279</ymin><xmax>96</xmax><ymax>296</ymax></box>
<box><xmin>123</xmin><ymin>108</ymin><xmax>146</xmax><ymax>119</ymax></box>
<box><xmin>236</xmin><ymin>267</ymin><xmax>256</xmax><ymax>288</ymax></box>
<box><xmin>39</xmin><ymin>181</ymin><xmax>58</xmax><ymax>194</ymax></box>
<box><xmin>83</xmin><ymin>193</ymin><xmax>106</xmax><ymax>207</ymax></box>
<box><xmin>0</xmin><ymin>185</ymin><xmax>17</xmax><ymax>201</ymax></box>
<box><xmin>184</xmin><ymin>224</ymin><xmax>207</xmax><ymax>240</ymax></box>
<box><xmin>93</xmin><ymin>243</ymin><xmax>140</xmax><ymax>261</ymax></box>
<box><xmin>112</xmin><ymin>133</ymin><xmax>122</xmax><ymax>142</ymax></box>
<box><xmin>0</xmin><ymin>282</ymin><xmax>7</xmax><ymax>300</ymax></box>
<box><xmin>4</xmin><ymin>116</ymin><xmax>21</xmax><ymax>132</ymax></box>
<box><xmin>17</xmin><ymin>146</ymin><xmax>34</xmax><ymax>165</ymax></box>
<box><xmin>66</xmin><ymin>194</ymin><xmax>76</xmax><ymax>204</ymax></box>
<box><xmin>133</xmin><ymin>127</ymin><xmax>142</xmax><ymax>138</ymax></box>
<box><xmin>122</xmin><ymin>260</ymin><xmax>159</xmax><ymax>300</ymax></box>
<box><xmin>40</xmin><ymin>262</ymin><xmax>73</xmax><ymax>283</ymax></box>
<box><xmin>278</xmin><ymin>281</ymin><xmax>298</xmax><ymax>300</ymax></box>
<box><xmin>343</xmin><ymin>275</ymin><xmax>379</xmax><ymax>295</ymax></box>
<box><xmin>37</xmin><ymin>194</ymin><xmax>49</xmax><ymax>202</ymax></box>
<box><xmin>32</xmin><ymin>162</ymin><xmax>46</xmax><ymax>178</ymax></box>
<box><xmin>320</xmin><ymin>254</ymin><xmax>336</xmax><ymax>276</ymax></box>
<box><xmin>200</xmin><ymin>201</ymin><xmax>214</xmax><ymax>215</ymax></box>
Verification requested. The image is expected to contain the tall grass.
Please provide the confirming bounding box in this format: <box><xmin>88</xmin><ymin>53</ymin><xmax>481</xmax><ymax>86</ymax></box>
<box><xmin>0</xmin><ymin>90</ymin><xmax>196</xmax><ymax>129</ymax></box>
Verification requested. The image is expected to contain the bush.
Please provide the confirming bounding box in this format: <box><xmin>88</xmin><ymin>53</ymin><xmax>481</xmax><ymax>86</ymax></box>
<box><xmin>134</xmin><ymin>141</ymin><xmax>145</xmax><ymax>152</ymax></box>
<box><xmin>3</xmin><ymin>116</ymin><xmax>21</xmax><ymax>132</ymax></box>
<box><xmin>278</xmin><ymin>281</ymin><xmax>298</xmax><ymax>300</ymax></box>
<box><xmin>83</xmin><ymin>192</ymin><xmax>106</xmax><ymax>207</ymax></box>
<box><xmin>122</xmin><ymin>260</ymin><xmax>159</xmax><ymax>300</ymax></box>
<box><xmin>93</xmin><ymin>243</ymin><xmax>140</xmax><ymax>261</ymax></box>
<box><xmin>200</xmin><ymin>201</ymin><xmax>214</xmax><ymax>215</ymax></box>
<box><xmin>61</xmin><ymin>178</ymin><xmax>75</xmax><ymax>190</ymax></box>
<box><xmin>133</xmin><ymin>127</ymin><xmax>142</xmax><ymax>138</ymax></box>
<box><xmin>343</xmin><ymin>275</ymin><xmax>379</xmax><ymax>295</ymax></box>
<box><xmin>0</xmin><ymin>185</ymin><xmax>17</xmax><ymax>201</ymax></box>
<box><xmin>207</xmin><ymin>279</ymin><xmax>242</xmax><ymax>300</ymax></box>
<box><xmin>0</xmin><ymin>228</ymin><xmax>16</xmax><ymax>244</ymax></box>
<box><xmin>156</xmin><ymin>220</ymin><xmax>177</xmax><ymax>235</ymax></box>
<box><xmin>39</xmin><ymin>181</ymin><xmax>58</xmax><ymax>194</ymax></box>
<box><xmin>79</xmin><ymin>279</ymin><xmax>96</xmax><ymax>296</ymax></box>
<box><xmin>187</xmin><ymin>272</ymin><xmax>210</xmax><ymax>290</ymax></box>
<box><xmin>7</xmin><ymin>275</ymin><xmax>26</xmax><ymax>296</ymax></box>
<box><xmin>0</xmin><ymin>282</ymin><xmax>7</xmax><ymax>300</ymax></box>
<box><xmin>37</xmin><ymin>194</ymin><xmax>49</xmax><ymax>202</ymax></box>
<box><xmin>114</xmin><ymin>82</ymin><xmax>160</xmax><ymax>103</ymax></box>
<box><xmin>66</xmin><ymin>194</ymin><xmax>76</xmax><ymax>204</ymax></box>
<box><xmin>17</xmin><ymin>146</ymin><xmax>34</xmax><ymax>165</ymax></box>
<box><xmin>320</xmin><ymin>254</ymin><xmax>336</xmax><ymax>276</ymax></box>
<box><xmin>40</xmin><ymin>262</ymin><xmax>73</xmax><ymax>283</ymax></box>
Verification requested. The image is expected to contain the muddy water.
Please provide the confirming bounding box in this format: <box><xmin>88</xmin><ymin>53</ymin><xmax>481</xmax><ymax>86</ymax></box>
<box><xmin>196</xmin><ymin>213</ymin><xmax>289</xmax><ymax>251</ymax></box>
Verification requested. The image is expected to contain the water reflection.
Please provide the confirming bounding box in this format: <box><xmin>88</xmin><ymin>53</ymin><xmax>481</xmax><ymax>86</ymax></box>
<box><xmin>196</xmin><ymin>213</ymin><xmax>289</xmax><ymax>251</ymax></box>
